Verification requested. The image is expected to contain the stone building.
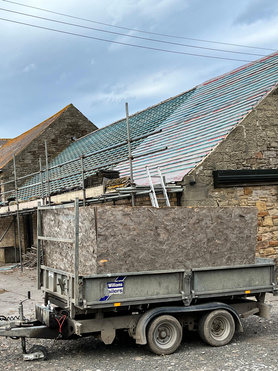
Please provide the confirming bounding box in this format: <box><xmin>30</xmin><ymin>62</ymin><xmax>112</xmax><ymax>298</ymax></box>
<box><xmin>0</xmin><ymin>104</ymin><xmax>97</xmax><ymax>261</ymax></box>
<box><xmin>0</xmin><ymin>104</ymin><xmax>97</xmax><ymax>200</ymax></box>
<box><xmin>0</xmin><ymin>139</ymin><xmax>10</xmax><ymax>148</ymax></box>
<box><xmin>181</xmin><ymin>86</ymin><xmax>278</xmax><ymax>263</ymax></box>
<box><xmin>2</xmin><ymin>51</ymin><xmax>278</xmax><ymax>264</ymax></box>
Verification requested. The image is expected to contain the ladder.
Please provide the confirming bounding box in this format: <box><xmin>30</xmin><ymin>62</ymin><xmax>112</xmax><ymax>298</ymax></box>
<box><xmin>145</xmin><ymin>166</ymin><xmax>170</xmax><ymax>208</ymax></box>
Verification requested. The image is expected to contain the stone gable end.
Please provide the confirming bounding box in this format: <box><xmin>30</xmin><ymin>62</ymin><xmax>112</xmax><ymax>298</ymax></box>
<box><xmin>0</xmin><ymin>104</ymin><xmax>97</xmax><ymax>195</ymax></box>
<box><xmin>181</xmin><ymin>87</ymin><xmax>278</xmax><ymax>262</ymax></box>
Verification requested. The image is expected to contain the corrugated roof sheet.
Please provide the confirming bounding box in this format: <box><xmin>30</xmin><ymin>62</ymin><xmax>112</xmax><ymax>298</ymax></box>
<box><xmin>0</xmin><ymin>105</ymin><xmax>71</xmax><ymax>169</ymax></box>
<box><xmin>19</xmin><ymin>51</ymin><xmax>278</xmax><ymax>199</ymax></box>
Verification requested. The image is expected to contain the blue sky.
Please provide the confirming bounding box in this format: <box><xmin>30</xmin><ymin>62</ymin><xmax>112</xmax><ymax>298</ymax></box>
<box><xmin>1</xmin><ymin>0</ymin><xmax>278</xmax><ymax>138</ymax></box>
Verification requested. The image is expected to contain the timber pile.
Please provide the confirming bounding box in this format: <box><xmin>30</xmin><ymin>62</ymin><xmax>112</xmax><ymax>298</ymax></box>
<box><xmin>23</xmin><ymin>246</ymin><xmax>40</xmax><ymax>268</ymax></box>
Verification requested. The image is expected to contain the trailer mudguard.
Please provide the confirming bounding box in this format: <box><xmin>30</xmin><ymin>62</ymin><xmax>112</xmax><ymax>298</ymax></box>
<box><xmin>135</xmin><ymin>302</ymin><xmax>243</xmax><ymax>345</ymax></box>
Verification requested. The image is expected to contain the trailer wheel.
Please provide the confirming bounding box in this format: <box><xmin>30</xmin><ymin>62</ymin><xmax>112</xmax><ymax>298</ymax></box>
<box><xmin>147</xmin><ymin>315</ymin><xmax>182</xmax><ymax>355</ymax></box>
<box><xmin>28</xmin><ymin>345</ymin><xmax>48</xmax><ymax>360</ymax></box>
<box><xmin>198</xmin><ymin>310</ymin><xmax>235</xmax><ymax>347</ymax></box>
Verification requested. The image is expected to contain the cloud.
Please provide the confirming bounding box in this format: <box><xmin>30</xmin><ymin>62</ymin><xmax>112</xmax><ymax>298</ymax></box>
<box><xmin>2</xmin><ymin>0</ymin><xmax>278</xmax><ymax>138</ymax></box>
<box><xmin>234</xmin><ymin>0</ymin><xmax>278</xmax><ymax>25</ymax></box>
<box><xmin>107</xmin><ymin>29</ymin><xmax>140</xmax><ymax>52</ymax></box>
<box><xmin>107</xmin><ymin>0</ymin><xmax>189</xmax><ymax>24</ymax></box>
<box><xmin>225</xmin><ymin>16</ymin><xmax>278</xmax><ymax>50</ymax></box>
<box><xmin>57</xmin><ymin>72</ymin><xmax>72</xmax><ymax>82</ymax></box>
<box><xmin>137</xmin><ymin>0</ymin><xmax>189</xmax><ymax>21</ymax></box>
<box><xmin>22</xmin><ymin>63</ymin><xmax>37</xmax><ymax>73</ymax></box>
<box><xmin>90</xmin><ymin>69</ymin><xmax>182</xmax><ymax>104</ymax></box>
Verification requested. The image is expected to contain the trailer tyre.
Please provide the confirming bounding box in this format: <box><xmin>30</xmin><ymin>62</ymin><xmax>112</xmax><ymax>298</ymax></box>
<box><xmin>198</xmin><ymin>309</ymin><xmax>235</xmax><ymax>347</ymax></box>
<box><xmin>28</xmin><ymin>345</ymin><xmax>48</xmax><ymax>360</ymax></box>
<box><xmin>147</xmin><ymin>315</ymin><xmax>182</xmax><ymax>355</ymax></box>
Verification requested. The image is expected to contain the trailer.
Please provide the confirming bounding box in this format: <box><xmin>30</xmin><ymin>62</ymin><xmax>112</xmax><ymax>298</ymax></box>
<box><xmin>0</xmin><ymin>200</ymin><xmax>278</xmax><ymax>360</ymax></box>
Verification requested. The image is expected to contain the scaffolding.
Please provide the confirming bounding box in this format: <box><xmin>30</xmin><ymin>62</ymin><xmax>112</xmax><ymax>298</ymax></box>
<box><xmin>0</xmin><ymin>108</ymin><xmax>183</xmax><ymax>270</ymax></box>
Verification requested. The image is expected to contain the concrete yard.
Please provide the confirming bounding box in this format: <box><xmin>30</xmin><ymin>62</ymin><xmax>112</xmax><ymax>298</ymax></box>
<box><xmin>0</xmin><ymin>266</ymin><xmax>43</xmax><ymax>319</ymax></box>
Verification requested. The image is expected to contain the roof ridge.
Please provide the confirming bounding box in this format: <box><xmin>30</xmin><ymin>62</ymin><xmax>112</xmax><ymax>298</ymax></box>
<box><xmin>0</xmin><ymin>104</ymin><xmax>72</xmax><ymax>168</ymax></box>
<box><xmin>17</xmin><ymin>104</ymin><xmax>72</xmax><ymax>139</ymax></box>
<box><xmin>200</xmin><ymin>50</ymin><xmax>278</xmax><ymax>88</ymax></box>
<box><xmin>1</xmin><ymin>104</ymin><xmax>71</xmax><ymax>148</ymax></box>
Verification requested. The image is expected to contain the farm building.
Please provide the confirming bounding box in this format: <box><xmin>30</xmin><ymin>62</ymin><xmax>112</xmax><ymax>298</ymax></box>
<box><xmin>0</xmin><ymin>104</ymin><xmax>97</xmax><ymax>262</ymax></box>
<box><xmin>1</xmin><ymin>51</ymin><xmax>278</xmax><ymax>264</ymax></box>
<box><xmin>0</xmin><ymin>104</ymin><xmax>97</xmax><ymax>200</ymax></box>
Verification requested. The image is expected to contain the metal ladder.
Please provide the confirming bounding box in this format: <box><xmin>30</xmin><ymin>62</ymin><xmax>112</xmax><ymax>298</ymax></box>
<box><xmin>145</xmin><ymin>166</ymin><xmax>170</xmax><ymax>208</ymax></box>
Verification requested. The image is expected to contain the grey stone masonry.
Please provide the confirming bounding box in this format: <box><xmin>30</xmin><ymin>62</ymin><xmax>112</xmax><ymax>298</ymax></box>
<box><xmin>181</xmin><ymin>87</ymin><xmax>278</xmax><ymax>263</ymax></box>
<box><xmin>0</xmin><ymin>104</ymin><xmax>97</xmax><ymax>199</ymax></box>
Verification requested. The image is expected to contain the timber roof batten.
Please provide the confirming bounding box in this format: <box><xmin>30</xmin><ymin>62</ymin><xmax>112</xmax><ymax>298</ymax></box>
<box><xmin>17</xmin><ymin>51</ymin><xmax>278</xmax><ymax>200</ymax></box>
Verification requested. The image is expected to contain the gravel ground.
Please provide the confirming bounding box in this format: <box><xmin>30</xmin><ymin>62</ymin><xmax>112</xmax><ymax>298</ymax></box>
<box><xmin>0</xmin><ymin>267</ymin><xmax>278</xmax><ymax>371</ymax></box>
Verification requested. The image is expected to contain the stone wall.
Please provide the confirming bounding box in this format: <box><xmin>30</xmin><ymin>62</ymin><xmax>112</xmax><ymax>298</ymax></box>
<box><xmin>1</xmin><ymin>104</ymin><xmax>97</xmax><ymax>198</ymax></box>
<box><xmin>181</xmin><ymin>87</ymin><xmax>278</xmax><ymax>263</ymax></box>
<box><xmin>41</xmin><ymin>205</ymin><xmax>257</xmax><ymax>275</ymax></box>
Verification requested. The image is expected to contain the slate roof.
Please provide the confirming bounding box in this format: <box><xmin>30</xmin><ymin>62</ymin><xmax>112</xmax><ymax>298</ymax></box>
<box><xmin>0</xmin><ymin>105</ymin><xmax>71</xmax><ymax>169</ymax></box>
<box><xmin>19</xmin><ymin>51</ymin><xmax>278</xmax><ymax>200</ymax></box>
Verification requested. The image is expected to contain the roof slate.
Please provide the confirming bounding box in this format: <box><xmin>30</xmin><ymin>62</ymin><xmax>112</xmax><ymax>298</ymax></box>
<box><xmin>0</xmin><ymin>105</ymin><xmax>71</xmax><ymax>169</ymax></box>
<box><xmin>19</xmin><ymin>51</ymin><xmax>278</xmax><ymax>200</ymax></box>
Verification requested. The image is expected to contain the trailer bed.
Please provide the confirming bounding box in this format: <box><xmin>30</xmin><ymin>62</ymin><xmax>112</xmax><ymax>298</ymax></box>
<box><xmin>1</xmin><ymin>200</ymin><xmax>278</xmax><ymax>358</ymax></box>
<box><xmin>40</xmin><ymin>257</ymin><xmax>277</xmax><ymax>312</ymax></box>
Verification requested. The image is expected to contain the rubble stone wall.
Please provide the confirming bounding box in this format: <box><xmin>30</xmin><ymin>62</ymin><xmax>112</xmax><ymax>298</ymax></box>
<box><xmin>1</xmin><ymin>105</ymin><xmax>96</xmax><ymax>199</ymax></box>
<box><xmin>181</xmin><ymin>88</ymin><xmax>278</xmax><ymax>264</ymax></box>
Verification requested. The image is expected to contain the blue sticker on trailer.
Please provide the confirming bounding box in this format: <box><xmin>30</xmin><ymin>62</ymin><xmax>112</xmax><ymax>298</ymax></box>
<box><xmin>100</xmin><ymin>276</ymin><xmax>126</xmax><ymax>301</ymax></box>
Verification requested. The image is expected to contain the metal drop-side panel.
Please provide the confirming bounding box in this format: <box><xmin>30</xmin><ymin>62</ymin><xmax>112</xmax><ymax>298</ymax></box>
<box><xmin>192</xmin><ymin>258</ymin><xmax>277</xmax><ymax>298</ymax></box>
<box><xmin>40</xmin><ymin>259</ymin><xmax>277</xmax><ymax>311</ymax></box>
<box><xmin>82</xmin><ymin>270</ymin><xmax>187</xmax><ymax>308</ymax></box>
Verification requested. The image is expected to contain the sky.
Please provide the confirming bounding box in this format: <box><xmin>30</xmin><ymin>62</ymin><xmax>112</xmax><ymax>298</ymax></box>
<box><xmin>0</xmin><ymin>0</ymin><xmax>278</xmax><ymax>138</ymax></box>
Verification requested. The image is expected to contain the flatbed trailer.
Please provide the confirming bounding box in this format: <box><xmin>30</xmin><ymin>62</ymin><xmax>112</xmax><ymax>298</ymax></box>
<box><xmin>0</xmin><ymin>200</ymin><xmax>278</xmax><ymax>360</ymax></box>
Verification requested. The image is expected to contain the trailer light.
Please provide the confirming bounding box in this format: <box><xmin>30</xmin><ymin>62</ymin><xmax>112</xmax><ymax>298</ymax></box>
<box><xmin>114</xmin><ymin>303</ymin><xmax>121</xmax><ymax>307</ymax></box>
<box><xmin>245</xmin><ymin>290</ymin><xmax>251</xmax><ymax>294</ymax></box>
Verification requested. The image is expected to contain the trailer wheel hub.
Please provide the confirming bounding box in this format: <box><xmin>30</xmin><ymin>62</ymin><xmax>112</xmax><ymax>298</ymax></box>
<box><xmin>159</xmin><ymin>329</ymin><xmax>168</xmax><ymax>341</ymax></box>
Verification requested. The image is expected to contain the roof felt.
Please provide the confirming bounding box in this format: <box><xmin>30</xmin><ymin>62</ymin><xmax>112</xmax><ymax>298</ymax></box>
<box><xmin>0</xmin><ymin>105</ymin><xmax>71</xmax><ymax>169</ymax></box>
<box><xmin>19</xmin><ymin>51</ymin><xmax>278</xmax><ymax>200</ymax></box>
